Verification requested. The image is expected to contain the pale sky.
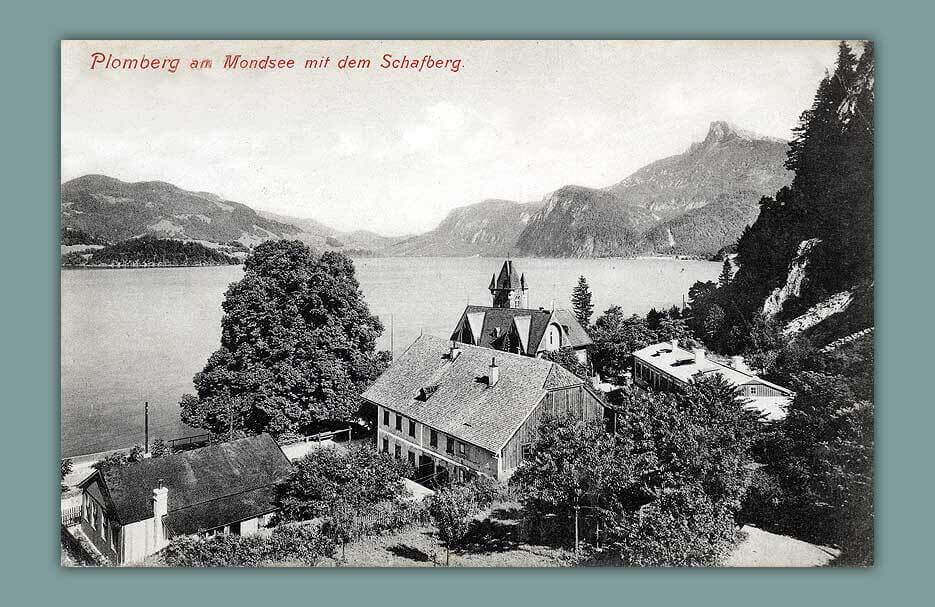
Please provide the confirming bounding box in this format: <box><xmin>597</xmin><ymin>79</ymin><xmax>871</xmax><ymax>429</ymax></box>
<box><xmin>61</xmin><ymin>40</ymin><xmax>844</xmax><ymax>235</ymax></box>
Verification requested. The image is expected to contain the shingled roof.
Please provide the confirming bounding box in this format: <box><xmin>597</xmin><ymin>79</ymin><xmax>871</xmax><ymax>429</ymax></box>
<box><xmin>490</xmin><ymin>260</ymin><xmax>525</xmax><ymax>291</ymax></box>
<box><xmin>80</xmin><ymin>434</ymin><xmax>292</xmax><ymax>528</ymax></box>
<box><xmin>362</xmin><ymin>334</ymin><xmax>584</xmax><ymax>453</ymax></box>
<box><xmin>451</xmin><ymin>305</ymin><xmax>592</xmax><ymax>354</ymax></box>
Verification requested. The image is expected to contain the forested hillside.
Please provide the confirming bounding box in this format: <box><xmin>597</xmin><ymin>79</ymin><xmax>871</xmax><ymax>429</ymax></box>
<box><xmin>679</xmin><ymin>42</ymin><xmax>875</xmax><ymax>566</ymax></box>
<box><xmin>62</xmin><ymin>236</ymin><xmax>240</xmax><ymax>267</ymax></box>
<box><xmin>61</xmin><ymin>175</ymin><xmax>301</xmax><ymax>244</ymax></box>
<box><xmin>688</xmin><ymin>41</ymin><xmax>874</xmax><ymax>354</ymax></box>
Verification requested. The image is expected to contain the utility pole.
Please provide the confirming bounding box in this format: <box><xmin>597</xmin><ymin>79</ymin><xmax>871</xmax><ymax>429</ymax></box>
<box><xmin>144</xmin><ymin>401</ymin><xmax>150</xmax><ymax>454</ymax></box>
<box><xmin>390</xmin><ymin>313</ymin><xmax>395</xmax><ymax>360</ymax></box>
<box><xmin>574</xmin><ymin>497</ymin><xmax>580</xmax><ymax>558</ymax></box>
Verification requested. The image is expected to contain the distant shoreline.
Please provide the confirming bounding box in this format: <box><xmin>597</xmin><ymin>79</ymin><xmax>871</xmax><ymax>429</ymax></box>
<box><xmin>61</xmin><ymin>262</ymin><xmax>244</xmax><ymax>269</ymax></box>
<box><xmin>60</xmin><ymin>253</ymin><xmax>716</xmax><ymax>268</ymax></box>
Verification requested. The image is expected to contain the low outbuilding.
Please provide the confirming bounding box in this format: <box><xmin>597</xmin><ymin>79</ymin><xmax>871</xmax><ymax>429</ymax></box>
<box><xmin>76</xmin><ymin>433</ymin><xmax>292</xmax><ymax>564</ymax></box>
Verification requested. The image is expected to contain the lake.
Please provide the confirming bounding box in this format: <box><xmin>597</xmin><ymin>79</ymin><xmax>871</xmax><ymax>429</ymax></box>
<box><xmin>60</xmin><ymin>257</ymin><xmax>720</xmax><ymax>456</ymax></box>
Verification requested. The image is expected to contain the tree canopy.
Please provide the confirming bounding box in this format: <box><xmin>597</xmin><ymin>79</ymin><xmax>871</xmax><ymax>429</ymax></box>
<box><xmin>511</xmin><ymin>376</ymin><xmax>759</xmax><ymax>565</ymax></box>
<box><xmin>275</xmin><ymin>444</ymin><xmax>409</xmax><ymax>523</ymax></box>
<box><xmin>589</xmin><ymin>306</ymin><xmax>692</xmax><ymax>383</ymax></box>
<box><xmin>180</xmin><ymin>241</ymin><xmax>390</xmax><ymax>437</ymax></box>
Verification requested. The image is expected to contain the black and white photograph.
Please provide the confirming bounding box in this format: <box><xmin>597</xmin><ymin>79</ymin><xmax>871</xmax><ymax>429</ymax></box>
<box><xmin>59</xmin><ymin>39</ymin><xmax>874</xmax><ymax>568</ymax></box>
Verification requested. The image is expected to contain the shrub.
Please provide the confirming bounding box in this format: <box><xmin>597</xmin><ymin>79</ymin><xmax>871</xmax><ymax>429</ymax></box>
<box><xmin>268</xmin><ymin>523</ymin><xmax>336</xmax><ymax>566</ymax></box>
<box><xmin>275</xmin><ymin>444</ymin><xmax>409</xmax><ymax>522</ymax></box>
<box><xmin>161</xmin><ymin>525</ymin><xmax>335</xmax><ymax>567</ymax></box>
<box><xmin>738</xmin><ymin>467</ymin><xmax>784</xmax><ymax>531</ymax></box>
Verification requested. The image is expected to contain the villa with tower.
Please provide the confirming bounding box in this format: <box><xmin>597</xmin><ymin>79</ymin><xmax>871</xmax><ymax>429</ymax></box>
<box><xmin>362</xmin><ymin>260</ymin><xmax>605</xmax><ymax>483</ymax></box>
<box><xmin>449</xmin><ymin>260</ymin><xmax>592</xmax><ymax>366</ymax></box>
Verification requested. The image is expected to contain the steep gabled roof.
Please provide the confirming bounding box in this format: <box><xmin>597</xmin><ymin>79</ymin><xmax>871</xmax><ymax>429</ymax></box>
<box><xmin>491</xmin><ymin>260</ymin><xmax>524</xmax><ymax>291</ymax></box>
<box><xmin>362</xmin><ymin>335</ymin><xmax>586</xmax><ymax>452</ymax></box>
<box><xmin>451</xmin><ymin>305</ymin><xmax>592</xmax><ymax>353</ymax></box>
<box><xmin>81</xmin><ymin>434</ymin><xmax>292</xmax><ymax>527</ymax></box>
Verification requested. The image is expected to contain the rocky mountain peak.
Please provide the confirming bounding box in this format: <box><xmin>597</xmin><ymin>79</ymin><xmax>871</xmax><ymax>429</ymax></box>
<box><xmin>694</xmin><ymin>121</ymin><xmax>784</xmax><ymax>151</ymax></box>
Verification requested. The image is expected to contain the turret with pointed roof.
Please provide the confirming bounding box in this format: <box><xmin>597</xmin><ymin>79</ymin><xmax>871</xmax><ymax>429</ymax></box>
<box><xmin>490</xmin><ymin>260</ymin><xmax>529</xmax><ymax>308</ymax></box>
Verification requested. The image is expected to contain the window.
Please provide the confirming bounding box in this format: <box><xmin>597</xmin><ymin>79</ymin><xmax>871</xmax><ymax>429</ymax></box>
<box><xmin>408</xmin><ymin>420</ymin><xmax>416</xmax><ymax>437</ymax></box>
<box><xmin>394</xmin><ymin>444</ymin><xmax>401</xmax><ymax>459</ymax></box>
<box><xmin>383</xmin><ymin>410</ymin><xmax>389</xmax><ymax>426</ymax></box>
<box><xmin>382</xmin><ymin>438</ymin><xmax>389</xmax><ymax>453</ymax></box>
<box><xmin>430</xmin><ymin>430</ymin><xmax>438</xmax><ymax>448</ymax></box>
<box><xmin>446</xmin><ymin>437</ymin><xmax>454</xmax><ymax>454</ymax></box>
<box><xmin>458</xmin><ymin>442</ymin><xmax>466</xmax><ymax>456</ymax></box>
<box><xmin>395</xmin><ymin>415</ymin><xmax>402</xmax><ymax>431</ymax></box>
<box><xmin>521</xmin><ymin>443</ymin><xmax>533</xmax><ymax>461</ymax></box>
<box><xmin>750</xmin><ymin>386</ymin><xmax>758</xmax><ymax>396</ymax></box>
<box><xmin>407</xmin><ymin>451</ymin><xmax>416</xmax><ymax>465</ymax></box>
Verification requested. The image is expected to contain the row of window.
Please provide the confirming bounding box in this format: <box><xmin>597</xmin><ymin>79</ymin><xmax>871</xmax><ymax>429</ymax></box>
<box><xmin>383</xmin><ymin>409</ymin><xmax>417</xmax><ymax>438</ymax></box>
<box><xmin>635</xmin><ymin>361</ymin><xmax>677</xmax><ymax>391</ymax></box>
<box><xmin>381</xmin><ymin>409</ymin><xmax>467</xmax><ymax>457</ymax></box>
<box><xmin>380</xmin><ymin>437</ymin><xmax>476</xmax><ymax>483</ymax></box>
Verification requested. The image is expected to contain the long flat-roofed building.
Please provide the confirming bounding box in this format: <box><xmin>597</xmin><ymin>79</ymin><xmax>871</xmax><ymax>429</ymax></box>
<box><xmin>632</xmin><ymin>340</ymin><xmax>794</xmax><ymax>420</ymax></box>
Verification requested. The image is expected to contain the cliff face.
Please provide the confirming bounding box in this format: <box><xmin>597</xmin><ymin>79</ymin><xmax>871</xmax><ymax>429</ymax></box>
<box><xmin>385</xmin><ymin>199</ymin><xmax>542</xmax><ymax>257</ymax></box>
<box><xmin>511</xmin><ymin>121</ymin><xmax>792</xmax><ymax>258</ymax></box>
<box><xmin>762</xmin><ymin>238</ymin><xmax>821</xmax><ymax>318</ymax></box>
<box><xmin>513</xmin><ymin>186</ymin><xmax>652</xmax><ymax>257</ymax></box>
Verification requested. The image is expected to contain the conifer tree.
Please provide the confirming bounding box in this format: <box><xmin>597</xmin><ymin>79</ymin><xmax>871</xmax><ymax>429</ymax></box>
<box><xmin>571</xmin><ymin>276</ymin><xmax>594</xmax><ymax>328</ymax></box>
<box><xmin>718</xmin><ymin>259</ymin><xmax>733</xmax><ymax>287</ymax></box>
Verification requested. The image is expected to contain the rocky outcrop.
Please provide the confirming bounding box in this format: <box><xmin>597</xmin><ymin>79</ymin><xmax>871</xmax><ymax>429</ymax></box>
<box><xmin>783</xmin><ymin>289</ymin><xmax>855</xmax><ymax>337</ymax></box>
<box><xmin>762</xmin><ymin>238</ymin><xmax>821</xmax><ymax>317</ymax></box>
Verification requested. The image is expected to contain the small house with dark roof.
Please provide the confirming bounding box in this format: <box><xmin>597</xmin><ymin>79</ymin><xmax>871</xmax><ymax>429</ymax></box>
<box><xmin>632</xmin><ymin>340</ymin><xmax>795</xmax><ymax>420</ymax></box>
<box><xmin>450</xmin><ymin>260</ymin><xmax>592</xmax><ymax>366</ymax></box>
<box><xmin>362</xmin><ymin>334</ymin><xmax>606</xmax><ymax>483</ymax></box>
<box><xmin>76</xmin><ymin>433</ymin><xmax>292</xmax><ymax>564</ymax></box>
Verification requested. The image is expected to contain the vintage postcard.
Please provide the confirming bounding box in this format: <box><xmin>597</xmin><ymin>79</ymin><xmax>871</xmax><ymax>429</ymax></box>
<box><xmin>60</xmin><ymin>40</ymin><xmax>873</xmax><ymax>567</ymax></box>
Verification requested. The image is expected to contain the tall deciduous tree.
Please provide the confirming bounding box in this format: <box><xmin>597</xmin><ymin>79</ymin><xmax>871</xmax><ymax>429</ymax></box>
<box><xmin>571</xmin><ymin>276</ymin><xmax>594</xmax><ymax>329</ymax></box>
<box><xmin>180</xmin><ymin>241</ymin><xmax>390</xmax><ymax>437</ymax></box>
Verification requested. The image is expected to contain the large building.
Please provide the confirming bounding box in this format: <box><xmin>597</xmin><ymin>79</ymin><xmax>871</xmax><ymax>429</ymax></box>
<box><xmin>362</xmin><ymin>334</ymin><xmax>606</xmax><ymax>482</ymax></box>
<box><xmin>449</xmin><ymin>260</ymin><xmax>592</xmax><ymax>365</ymax></box>
<box><xmin>76</xmin><ymin>434</ymin><xmax>292</xmax><ymax>564</ymax></box>
<box><xmin>631</xmin><ymin>340</ymin><xmax>794</xmax><ymax>420</ymax></box>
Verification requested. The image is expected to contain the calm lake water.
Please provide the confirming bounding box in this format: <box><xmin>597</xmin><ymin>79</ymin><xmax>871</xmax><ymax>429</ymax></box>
<box><xmin>61</xmin><ymin>257</ymin><xmax>720</xmax><ymax>456</ymax></box>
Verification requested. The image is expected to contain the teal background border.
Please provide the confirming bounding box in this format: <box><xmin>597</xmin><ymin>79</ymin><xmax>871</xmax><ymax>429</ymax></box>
<box><xmin>2</xmin><ymin>0</ymin><xmax>929</xmax><ymax>604</ymax></box>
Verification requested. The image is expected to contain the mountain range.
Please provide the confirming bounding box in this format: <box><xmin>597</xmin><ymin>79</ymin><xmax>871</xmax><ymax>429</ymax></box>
<box><xmin>61</xmin><ymin>121</ymin><xmax>792</xmax><ymax>258</ymax></box>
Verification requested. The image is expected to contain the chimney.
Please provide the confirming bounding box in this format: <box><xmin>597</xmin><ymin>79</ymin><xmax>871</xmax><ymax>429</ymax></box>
<box><xmin>449</xmin><ymin>341</ymin><xmax>461</xmax><ymax>361</ymax></box>
<box><xmin>153</xmin><ymin>483</ymin><xmax>168</xmax><ymax>518</ymax></box>
<box><xmin>670</xmin><ymin>339</ymin><xmax>679</xmax><ymax>351</ymax></box>
<box><xmin>488</xmin><ymin>357</ymin><xmax>500</xmax><ymax>387</ymax></box>
<box><xmin>730</xmin><ymin>355</ymin><xmax>749</xmax><ymax>373</ymax></box>
<box><xmin>693</xmin><ymin>348</ymin><xmax>706</xmax><ymax>365</ymax></box>
<box><xmin>153</xmin><ymin>481</ymin><xmax>169</xmax><ymax>547</ymax></box>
